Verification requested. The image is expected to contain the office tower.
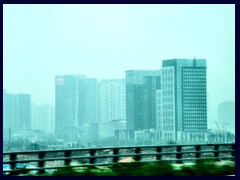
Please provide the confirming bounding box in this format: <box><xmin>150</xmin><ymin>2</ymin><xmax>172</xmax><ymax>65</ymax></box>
<box><xmin>218</xmin><ymin>101</ymin><xmax>235</xmax><ymax>134</ymax></box>
<box><xmin>15</xmin><ymin>94</ymin><xmax>31</xmax><ymax>131</ymax></box>
<box><xmin>3</xmin><ymin>89</ymin><xmax>13</xmax><ymax>141</ymax></box>
<box><xmin>99</xmin><ymin>79</ymin><xmax>126</xmax><ymax>122</ymax></box>
<box><xmin>55</xmin><ymin>75</ymin><xmax>98</xmax><ymax>141</ymax></box>
<box><xmin>156</xmin><ymin>59</ymin><xmax>207</xmax><ymax>141</ymax></box>
<box><xmin>3</xmin><ymin>90</ymin><xmax>31</xmax><ymax>140</ymax></box>
<box><xmin>79</xmin><ymin>78</ymin><xmax>99</xmax><ymax>125</ymax></box>
<box><xmin>79</xmin><ymin>77</ymin><xmax>99</xmax><ymax>139</ymax></box>
<box><xmin>55</xmin><ymin>75</ymin><xmax>79</xmax><ymax>141</ymax></box>
<box><xmin>98</xmin><ymin>79</ymin><xmax>126</xmax><ymax>137</ymax></box>
<box><xmin>143</xmin><ymin>76</ymin><xmax>161</xmax><ymax>130</ymax></box>
<box><xmin>31</xmin><ymin>103</ymin><xmax>55</xmax><ymax>133</ymax></box>
<box><xmin>125</xmin><ymin>70</ymin><xmax>161</xmax><ymax>133</ymax></box>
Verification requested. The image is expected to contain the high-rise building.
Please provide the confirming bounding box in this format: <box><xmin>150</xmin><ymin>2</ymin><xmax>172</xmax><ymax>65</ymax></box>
<box><xmin>143</xmin><ymin>76</ymin><xmax>161</xmax><ymax>130</ymax></box>
<box><xmin>15</xmin><ymin>94</ymin><xmax>31</xmax><ymax>131</ymax></box>
<box><xmin>3</xmin><ymin>89</ymin><xmax>14</xmax><ymax>141</ymax></box>
<box><xmin>3</xmin><ymin>90</ymin><xmax>31</xmax><ymax>140</ymax></box>
<box><xmin>31</xmin><ymin>103</ymin><xmax>55</xmax><ymax>133</ymax></box>
<box><xmin>55</xmin><ymin>75</ymin><xmax>98</xmax><ymax>141</ymax></box>
<box><xmin>218</xmin><ymin>101</ymin><xmax>235</xmax><ymax>134</ymax></box>
<box><xmin>80</xmin><ymin>78</ymin><xmax>99</xmax><ymax>125</ymax></box>
<box><xmin>156</xmin><ymin>59</ymin><xmax>207</xmax><ymax>141</ymax></box>
<box><xmin>99</xmin><ymin>79</ymin><xmax>126</xmax><ymax>122</ymax></box>
<box><xmin>79</xmin><ymin>77</ymin><xmax>99</xmax><ymax>139</ymax></box>
<box><xmin>55</xmin><ymin>75</ymin><xmax>80</xmax><ymax>141</ymax></box>
<box><xmin>125</xmin><ymin>70</ymin><xmax>161</xmax><ymax>133</ymax></box>
<box><xmin>98</xmin><ymin>79</ymin><xmax>126</xmax><ymax>137</ymax></box>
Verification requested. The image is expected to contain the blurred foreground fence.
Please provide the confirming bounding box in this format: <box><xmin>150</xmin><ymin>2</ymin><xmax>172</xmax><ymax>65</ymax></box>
<box><xmin>3</xmin><ymin>143</ymin><xmax>235</xmax><ymax>175</ymax></box>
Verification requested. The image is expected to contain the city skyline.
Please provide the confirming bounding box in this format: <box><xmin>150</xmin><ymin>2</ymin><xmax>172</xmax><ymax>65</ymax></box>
<box><xmin>3</xmin><ymin>59</ymin><xmax>235</xmax><ymax>143</ymax></box>
<box><xmin>3</xmin><ymin>4</ymin><xmax>235</xmax><ymax>111</ymax></box>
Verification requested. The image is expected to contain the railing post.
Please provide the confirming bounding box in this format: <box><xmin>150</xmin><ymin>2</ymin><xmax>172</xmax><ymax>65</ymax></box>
<box><xmin>156</xmin><ymin>147</ymin><xmax>162</xmax><ymax>161</ymax></box>
<box><xmin>64</xmin><ymin>150</ymin><xmax>72</xmax><ymax>166</ymax></box>
<box><xmin>38</xmin><ymin>152</ymin><xmax>46</xmax><ymax>174</ymax></box>
<box><xmin>176</xmin><ymin>146</ymin><xmax>183</xmax><ymax>164</ymax></box>
<box><xmin>134</xmin><ymin>147</ymin><xmax>141</xmax><ymax>161</ymax></box>
<box><xmin>89</xmin><ymin>149</ymin><xmax>96</xmax><ymax>165</ymax></box>
<box><xmin>214</xmin><ymin>145</ymin><xmax>220</xmax><ymax>161</ymax></box>
<box><xmin>113</xmin><ymin>148</ymin><xmax>119</xmax><ymax>163</ymax></box>
<box><xmin>196</xmin><ymin>145</ymin><xmax>201</xmax><ymax>159</ymax></box>
<box><xmin>9</xmin><ymin>153</ymin><xmax>17</xmax><ymax>175</ymax></box>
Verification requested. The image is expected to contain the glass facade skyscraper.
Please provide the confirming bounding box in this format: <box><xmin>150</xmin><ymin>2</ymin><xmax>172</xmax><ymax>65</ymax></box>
<box><xmin>126</xmin><ymin>70</ymin><xmax>161</xmax><ymax>133</ymax></box>
<box><xmin>143</xmin><ymin>76</ymin><xmax>161</xmax><ymax>130</ymax></box>
<box><xmin>55</xmin><ymin>75</ymin><xmax>99</xmax><ymax>141</ymax></box>
<box><xmin>55</xmin><ymin>75</ymin><xmax>80</xmax><ymax>141</ymax></box>
<box><xmin>157</xmin><ymin>59</ymin><xmax>207</xmax><ymax>141</ymax></box>
<box><xmin>3</xmin><ymin>90</ymin><xmax>31</xmax><ymax>140</ymax></box>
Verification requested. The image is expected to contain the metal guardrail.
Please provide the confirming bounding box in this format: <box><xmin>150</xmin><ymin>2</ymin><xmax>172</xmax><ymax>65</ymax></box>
<box><xmin>3</xmin><ymin>143</ymin><xmax>235</xmax><ymax>175</ymax></box>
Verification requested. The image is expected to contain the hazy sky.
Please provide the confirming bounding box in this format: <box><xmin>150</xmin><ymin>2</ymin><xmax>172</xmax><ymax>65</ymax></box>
<box><xmin>3</xmin><ymin>4</ymin><xmax>235</xmax><ymax>110</ymax></box>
